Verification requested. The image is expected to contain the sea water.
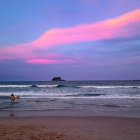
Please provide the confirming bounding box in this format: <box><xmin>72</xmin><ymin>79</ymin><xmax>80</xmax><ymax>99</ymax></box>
<box><xmin>0</xmin><ymin>80</ymin><xmax>140</xmax><ymax>117</ymax></box>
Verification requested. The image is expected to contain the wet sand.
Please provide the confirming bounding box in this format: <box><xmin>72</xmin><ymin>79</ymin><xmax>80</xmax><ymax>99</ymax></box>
<box><xmin>0</xmin><ymin>116</ymin><xmax>140</xmax><ymax>140</ymax></box>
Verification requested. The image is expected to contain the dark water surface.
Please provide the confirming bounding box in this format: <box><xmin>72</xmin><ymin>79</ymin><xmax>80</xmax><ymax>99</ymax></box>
<box><xmin>0</xmin><ymin>80</ymin><xmax>140</xmax><ymax>118</ymax></box>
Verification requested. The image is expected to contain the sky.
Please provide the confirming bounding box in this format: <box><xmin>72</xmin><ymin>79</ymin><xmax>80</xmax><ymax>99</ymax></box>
<box><xmin>0</xmin><ymin>0</ymin><xmax>140</xmax><ymax>81</ymax></box>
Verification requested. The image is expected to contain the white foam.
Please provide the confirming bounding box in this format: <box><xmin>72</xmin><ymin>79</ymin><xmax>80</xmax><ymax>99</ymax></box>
<box><xmin>37</xmin><ymin>85</ymin><xmax>58</xmax><ymax>88</ymax></box>
<box><xmin>78</xmin><ymin>86</ymin><xmax>140</xmax><ymax>89</ymax></box>
<box><xmin>0</xmin><ymin>84</ymin><xmax>59</xmax><ymax>88</ymax></box>
<box><xmin>0</xmin><ymin>85</ymin><xmax>31</xmax><ymax>88</ymax></box>
<box><xmin>0</xmin><ymin>90</ymin><xmax>140</xmax><ymax>99</ymax></box>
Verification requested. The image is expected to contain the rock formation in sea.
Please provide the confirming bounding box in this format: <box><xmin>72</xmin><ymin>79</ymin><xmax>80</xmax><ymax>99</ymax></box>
<box><xmin>51</xmin><ymin>77</ymin><xmax>65</xmax><ymax>81</ymax></box>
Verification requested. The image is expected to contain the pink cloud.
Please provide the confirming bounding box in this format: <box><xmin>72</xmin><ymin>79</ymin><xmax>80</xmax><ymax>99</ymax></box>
<box><xmin>0</xmin><ymin>43</ymin><xmax>36</xmax><ymax>61</ymax></box>
<box><xmin>26</xmin><ymin>59</ymin><xmax>59</xmax><ymax>64</ymax></box>
<box><xmin>26</xmin><ymin>59</ymin><xmax>71</xmax><ymax>64</ymax></box>
<box><xmin>33</xmin><ymin>9</ymin><xmax>140</xmax><ymax>48</ymax></box>
<box><xmin>25</xmin><ymin>54</ymin><xmax>81</xmax><ymax>65</ymax></box>
<box><xmin>0</xmin><ymin>9</ymin><xmax>140</xmax><ymax>64</ymax></box>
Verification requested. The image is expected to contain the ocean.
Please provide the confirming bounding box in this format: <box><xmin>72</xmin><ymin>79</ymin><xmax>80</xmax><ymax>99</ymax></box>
<box><xmin>0</xmin><ymin>80</ymin><xmax>140</xmax><ymax>118</ymax></box>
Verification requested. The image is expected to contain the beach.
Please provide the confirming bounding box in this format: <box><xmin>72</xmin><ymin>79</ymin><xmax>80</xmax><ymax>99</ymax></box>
<box><xmin>0</xmin><ymin>81</ymin><xmax>140</xmax><ymax>139</ymax></box>
<box><xmin>0</xmin><ymin>116</ymin><xmax>140</xmax><ymax>140</ymax></box>
<box><xmin>0</xmin><ymin>0</ymin><xmax>140</xmax><ymax>138</ymax></box>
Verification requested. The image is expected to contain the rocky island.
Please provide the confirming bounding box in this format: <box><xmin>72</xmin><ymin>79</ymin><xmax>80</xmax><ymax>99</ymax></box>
<box><xmin>51</xmin><ymin>77</ymin><xmax>65</xmax><ymax>81</ymax></box>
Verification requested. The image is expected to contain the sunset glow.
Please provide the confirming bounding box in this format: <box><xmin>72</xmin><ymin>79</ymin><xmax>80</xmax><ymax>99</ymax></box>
<box><xmin>0</xmin><ymin>0</ymin><xmax>140</xmax><ymax>80</ymax></box>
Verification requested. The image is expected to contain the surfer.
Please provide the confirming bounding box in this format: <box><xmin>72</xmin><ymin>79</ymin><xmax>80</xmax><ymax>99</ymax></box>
<box><xmin>10</xmin><ymin>93</ymin><xmax>20</xmax><ymax>102</ymax></box>
<box><xmin>10</xmin><ymin>93</ymin><xmax>15</xmax><ymax>102</ymax></box>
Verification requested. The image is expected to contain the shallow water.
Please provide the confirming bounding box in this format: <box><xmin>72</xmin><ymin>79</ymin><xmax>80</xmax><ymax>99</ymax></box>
<box><xmin>0</xmin><ymin>80</ymin><xmax>140</xmax><ymax>117</ymax></box>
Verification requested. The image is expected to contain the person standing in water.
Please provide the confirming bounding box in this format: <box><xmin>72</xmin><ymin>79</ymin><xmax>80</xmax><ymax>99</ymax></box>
<box><xmin>10</xmin><ymin>93</ymin><xmax>15</xmax><ymax>101</ymax></box>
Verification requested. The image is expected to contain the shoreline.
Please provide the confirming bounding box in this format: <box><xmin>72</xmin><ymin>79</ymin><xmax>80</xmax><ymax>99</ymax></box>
<box><xmin>0</xmin><ymin>116</ymin><xmax>140</xmax><ymax>140</ymax></box>
<box><xmin>0</xmin><ymin>109</ymin><xmax>140</xmax><ymax>118</ymax></box>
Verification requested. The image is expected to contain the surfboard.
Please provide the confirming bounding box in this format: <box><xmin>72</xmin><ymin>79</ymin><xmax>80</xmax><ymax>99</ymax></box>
<box><xmin>9</xmin><ymin>96</ymin><xmax>20</xmax><ymax>101</ymax></box>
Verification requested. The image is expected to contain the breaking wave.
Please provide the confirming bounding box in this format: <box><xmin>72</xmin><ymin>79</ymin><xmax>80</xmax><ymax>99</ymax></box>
<box><xmin>78</xmin><ymin>86</ymin><xmax>140</xmax><ymax>89</ymax></box>
<box><xmin>0</xmin><ymin>84</ymin><xmax>140</xmax><ymax>89</ymax></box>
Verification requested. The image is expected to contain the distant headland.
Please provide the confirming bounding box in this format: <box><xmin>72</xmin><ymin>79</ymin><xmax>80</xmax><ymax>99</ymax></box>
<box><xmin>51</xmin><ymin>77</ymin><xmax>65</xmax><ymax>81</ymax></box>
